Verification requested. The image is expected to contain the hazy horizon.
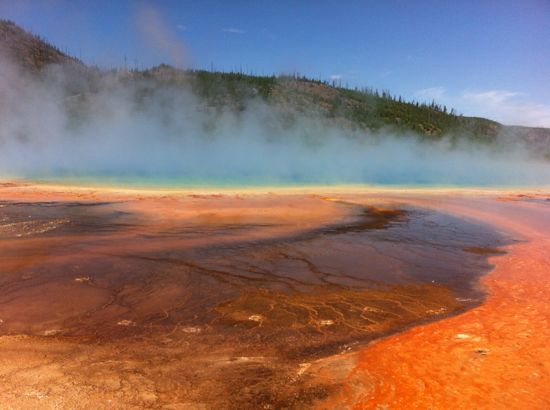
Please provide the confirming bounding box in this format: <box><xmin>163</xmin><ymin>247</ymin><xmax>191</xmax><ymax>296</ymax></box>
<box><xmin>1</xmin><ymin>53</ymin><xmax>550</xmax><ymax>188</ymax></box>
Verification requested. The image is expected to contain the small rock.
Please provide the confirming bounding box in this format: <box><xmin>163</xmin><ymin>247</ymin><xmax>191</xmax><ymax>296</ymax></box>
<box><xmin>24</xmin><ymin>390</ymin><xmax>48</xmax><ymax>399</ymax></box>
<box><xmin>426</xmin><ymin>307</ymin><xmax>447</xmax><ymax>315</ymax></box>
<box><xmin>297</xmin><ymin>363</ymin><xmax>311</xmax><ymax>376</ymax></box>
<box><xmin>248</xmin><ymin>314</ymin><xmax>263</xmax><ymax>322</ymax></box>
<box><xmin>318</xmin><ymin>319</ymin><xmax>334</xmax><ymax>326</ymax></box>
<box><xmin>117</xmin><ymin>320</ymin><xmax>136</xmax><ymax>326</ymax></box>
<box><xmin>181</xmin><ymin>326</ymin><xmax>201</xmax><ymax>334</ymax></box>
<box><xmin>474</xmin><ymin>348</ymin><xmax>490</xmax><ymax>356</ymax></box>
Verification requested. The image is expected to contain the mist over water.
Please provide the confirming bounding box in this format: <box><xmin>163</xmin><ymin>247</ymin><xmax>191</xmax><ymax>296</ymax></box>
<box><xmin>1</xmin><ymin>56</ymin><xmax>549</xmax><ymax>187</ymax></box>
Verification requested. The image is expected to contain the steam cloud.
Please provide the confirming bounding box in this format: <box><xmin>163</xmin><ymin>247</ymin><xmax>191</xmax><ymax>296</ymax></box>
<box><xmin>135</xmin><ymin>4</ymin><xmax>189</xmax><ymax>68</ymax></box>
<box><xmin>1</xmin><ymin>54</ymin><xmax>549</xmax><ymax>187</ymax></box>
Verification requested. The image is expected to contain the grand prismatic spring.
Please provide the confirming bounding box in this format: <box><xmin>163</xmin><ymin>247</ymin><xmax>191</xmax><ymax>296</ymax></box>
<box><xmin>0</xmin><ymin>183</ymin><xmax>549</xmax><ymax>408</ymax></box>
<box><xmin>1</xmin><ymin>2</ymin><xmax>550</xmax><ymax>409</ymax></box>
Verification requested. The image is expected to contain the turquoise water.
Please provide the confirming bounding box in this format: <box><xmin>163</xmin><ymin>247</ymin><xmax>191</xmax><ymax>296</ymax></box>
<box><xmin>12</xmin><ymin>172</ymin><xmax>548</xmax><ymax>191</ymax></box>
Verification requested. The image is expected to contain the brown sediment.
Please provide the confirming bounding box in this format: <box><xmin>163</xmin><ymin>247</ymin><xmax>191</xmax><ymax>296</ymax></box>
<box><xmin>313</xmin><ymin>193</ymin><xmax>550</xmax><ymax>410</ymax></box>
<box><xmin>498</xmin><ymin>192</ymin><xmax>550</xmax><ymax>201</ymax></box>
<box><xmin>0</xmin><ymin>182</ymin><xmax>523</xmax><ymax>408</ymax></box>
<box><xmin>463</xmin><ymin>246</ymin><xmax>507</xmax><ymax>255</ymax></box>
<box><xmin>214</xmin><ymin>283</ymin><xmax>462</xmax><ymax>360</ymax></box>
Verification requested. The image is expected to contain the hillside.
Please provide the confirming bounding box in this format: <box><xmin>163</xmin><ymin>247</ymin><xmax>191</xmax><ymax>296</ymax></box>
<box><xmin>0</xmin><ymin>19</ymin><xmax>82</xmax><ymax>71</ymax></box>
<box><xmin>139</xmin><ymin>66</ymin><xmax>550</xmax><ymax>153</ymax></box>
<box><xmin>1</xmin><ymin>20</ymin><xmax>549</xmax><ymax>156</ymax></box>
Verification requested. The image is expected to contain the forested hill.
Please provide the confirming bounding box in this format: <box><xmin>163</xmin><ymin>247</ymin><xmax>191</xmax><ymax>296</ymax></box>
<box><xmin>0</xmin><ymin>19</ymin><xmax>82</xmax><ymax>71</ymax></box>
<box><xmin>1</xmin><ymin>19</ymin><xmax>549</xmax><ymax>156</ymax></box>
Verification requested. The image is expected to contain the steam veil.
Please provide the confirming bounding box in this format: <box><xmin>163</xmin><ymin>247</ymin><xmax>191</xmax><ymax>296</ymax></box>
<box><xmin>1</xmin><ymin>55</ymin><xmax>549</xmax><ymax>187</ymax></box>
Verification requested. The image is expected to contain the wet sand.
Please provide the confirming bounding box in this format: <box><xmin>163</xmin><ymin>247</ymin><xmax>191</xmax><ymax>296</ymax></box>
<box><xmin>0</xmin><ymin>183</ymin><xmax>547</xmax><ymax>408</ymax></box>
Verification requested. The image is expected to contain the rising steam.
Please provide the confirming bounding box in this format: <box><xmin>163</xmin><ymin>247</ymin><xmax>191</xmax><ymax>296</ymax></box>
<box><xmin>1</xmin><ymin>54</ymin><xmax>549</xmax><ymax>187</ymax></box>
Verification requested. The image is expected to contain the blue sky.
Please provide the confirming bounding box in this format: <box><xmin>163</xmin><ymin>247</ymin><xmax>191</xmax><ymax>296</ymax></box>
<box><xmin>1</xmin><ymin>0</ymin><xmax>549</xmax><ymax>127</ymax></box>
